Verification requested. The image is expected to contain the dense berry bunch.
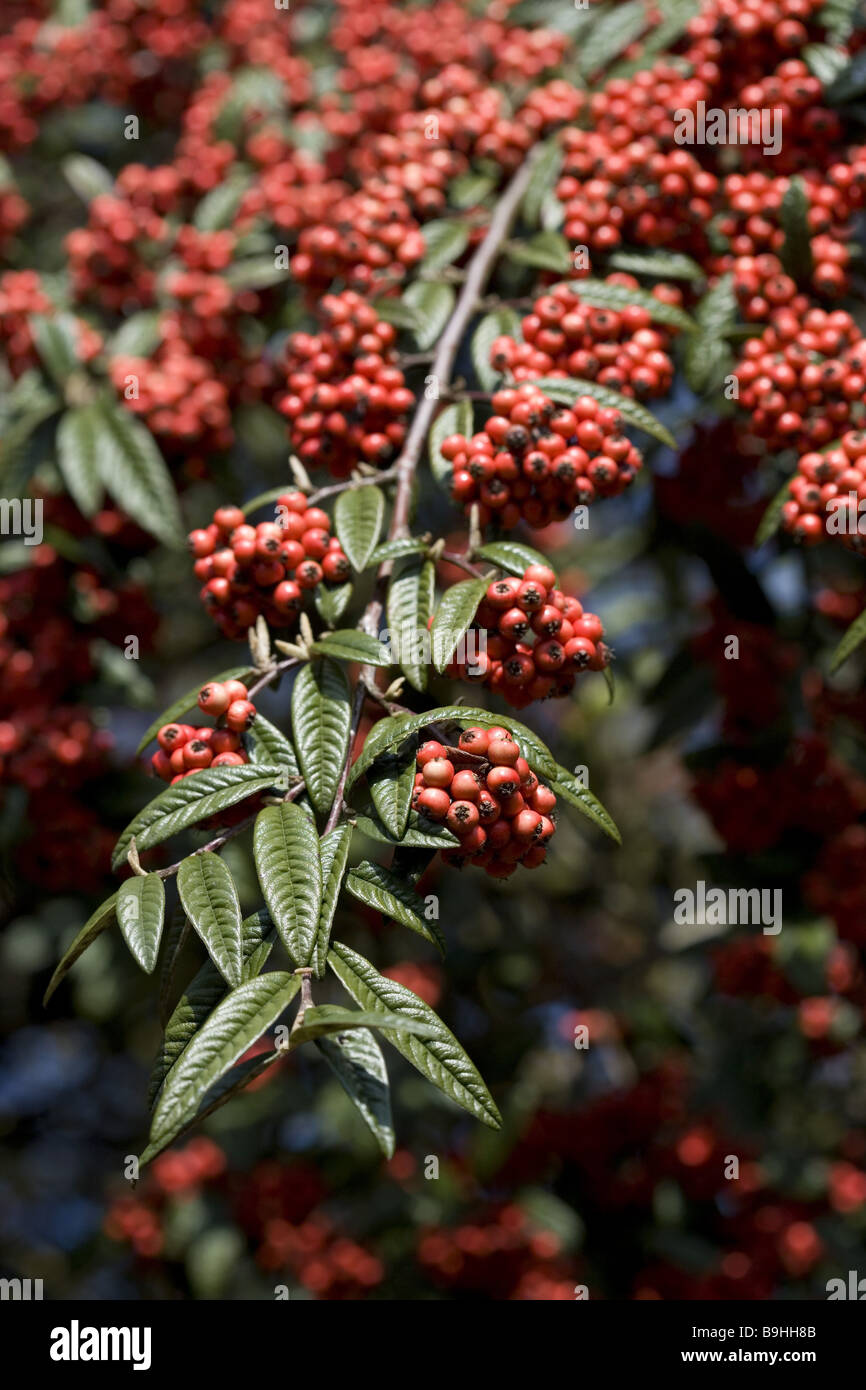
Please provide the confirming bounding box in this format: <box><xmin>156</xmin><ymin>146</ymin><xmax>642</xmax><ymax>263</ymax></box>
<box><xmin>446</xmin><ymin>384</ymin><xmax>642</xmax><ymax>527</ymax></box>
<box><xmin>109</xmin><ymin>339</ymin><xmax>233</xmax><ymax>453</ymax></box>
<box><xmin>490</xmin><ymin>278</ymin><xmax>677</xmax><ymax>400</ymax></box>
<box><xmin>412</xmin><ymin>727</ymin><xmax>557</xmax><ymax>878</ymax></box>
<box><xmin>278</xmin><ymin>291</ymin><xmax>413</xmax><ymax>476</ymax></box>
<box><xmin>781</xmin><ymin>429</ymin><xmax>866</xmax><ymax>548</ymax></box>
<box><xmin>151</xmin><ymin>680</ymin><xmax>257</xmax><ymax>784</ymax></box>
<box><xmin>448</xmin><ymin>564</ymin><xmax>610</xmax><ymax>708</ymax></box>
<box><xmin>189</xmin><ymin>498</ymin><xmax>351</xmax><ymax>639</ymax></box>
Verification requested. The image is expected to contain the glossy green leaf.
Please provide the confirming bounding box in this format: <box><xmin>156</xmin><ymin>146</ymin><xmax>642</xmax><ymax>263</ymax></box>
<box><xmin>521</xmin><ymin>137</ymin><xmax>563</xmax><ymax>228</ymax></box>
<box><xmin>431</xmin><ymin>576</ymin><xmax>488</xmax><ymax>673</ymax></box>
<box><xmin>112</xmin><ymin>764</ymin><xmax>287</xmax><ymax>870</ymax></box>
<box><xmin>291</xmin><ymin>658</ymin><xmax>352</xmax><ymax>814</ymax></box>
<box><xmin>346</xmin><ymin>860</ymin><xmax>445</xmax><ymax>954</ymax></box>
<box><xmin>369</xmin><ymin>537</ymin><xmax>428</xmax><ymax>565</ymax></box>
<box><xmin>314</xmin><ymin>824</ymin><xmax>352</xmax><ymax>977</ymax></box>
<box><xmin>43</xmin><ymin>892</ymin><xmax>117</xmax><ymax>1005</ymax></box>
<box><xmin>428</xmin><ymin>399</ymin><xmax>473</xmax><ymax>489</ymax></box>
<box><xmin>248</xmin><ymin>712</ymin><xmax>300</xmax><ymax>776</ymax></box>
<box><xmin>354</xmin><ymin>808</ymin><xmax>460</xmax><ymax>849</ymax></box>
<box><xmin>314</xmin><ymin>581</ymin><xmax>353</xmax><ymax>627</ymax></box>
<box><xmin>506</xmin><ymin>230</ymin><xmax>572</xmax><ymax>273</ymax></box>
<box><xmin>328</xmin><ymin>941</ymin><xmax>501</xmax><ymax>1128</ymax></box>
<box><xmin>254</xmin><ymin>801</ymin><xmax>322</xmax><ymax>965</ymax></box>
<box><xmin>62</xmin><ymin>153</ymin><xmax>113</xmax><ymax>202</ymax></box>
<box><xmin>107</xmin><ymin>310</ymin><xmax>163</xmax><ymax>358</ymax></box>
<box><xmin>420</xmin><ymin>218</ymin><xmax>470</xmax><ymax>274</ymax></box>
<box><xmin>334</xmin><ymin>485</ymin><xmax>385</xmax><ymax>573</ymax></box>
<box><xmin>608</xmin><ymin>248</ymin><xmax>705</xmax><ymax>282</ymax></box>
<box><xmin>578</xmin><ymin>0</ymin><xmax>647</xmax><ymax>74</ymax></box>
<box><xmin>830</xmin><ymin>607</ymin><xmax>866</xmax><ymax>672</ymax></box>
<box><xmin>368</xmin><ymin>740</ymin><xmax>416</xmax><ymax>841</ymax></box>
<box><xmin>551</xmin><ymin>763</ymin><xmax>621</xmax><ymax>843</ymax></box>
<box><xmin>447</xmin><ymin>171</ymin><xmax>496</xmax><ymax>209</ymax></box>
<box><xmin>403</xmin><ymin>280</ymin><xmax>455</xmax><ymax>351</ymax></box>
<box><xmin>117</xmin><ymin>874</ymin><xmax>165</xmax><ymax>974</ymax></box>
<box><xmin>309</xmin><ymin>629</ymin><xmax>392</xmax><ymax>667</ymax></box>
<box><xmin>387</xmin><ymin>556</ymin><xmax>435</xmax><ymax>691</ymax></box>
<box><xmin>56</xmin><ymin>405</ymin><xmax>104</xmax><ymax>517</ymax></box>
<box><xmin>683</xmin><ymin>274</ymin><xmax>737</xmax><ymax>395</ymax></box>
<box><xmin>29</xmin><ymin>314</ymin><xmax>79</xmax><ymax>384</ymax></box>
<box><xmin>178</xmin><ymin>852</ymin><xmax>244</xmax><ymax>987</ymax></box>
<box><xmin>779</xmin><ymin>176</ymin><xmax>814</xmax><ymax>284</ymax></box>
<box><xmin>142</xmin><ymin>972</ymin><xmax>300</xmax><ymax>1164</ymax></box>
<box><xmin>92</xmin><ymin>403</ymin><xmax>185</xmax><ymax>547</ymax></box>
<box><xmin>475</xmin><ymin>540</ymin><xmax>553</xmax><ymax>578</ymax></box>
<box><xmin>292</xmin><ymin>1003</ymin><xmax>437</xmax><ymax>1047</ymax></box>
<box><xmin>754</xmin><ymin>472</ymin><xmax>796</xmax><ymax>547</ymax></box>
<box><xmin>348</xmin><ymin>704</ymin><xmax>557</xmax><ymax>788</ymax></box>
<box><xmin>471</xmin><ymin>307</ymin><xmax>522</xmax><ymax>391</ymax></box>
<box><xmin>136</xmin><ymin>667</ymin><xmax>255</xmax><ymax>754</ymax></box>
<box><xmin>315</xmin><ymin>1028</ymin><xmax>394</xmax><ymax>1156</ymax></box>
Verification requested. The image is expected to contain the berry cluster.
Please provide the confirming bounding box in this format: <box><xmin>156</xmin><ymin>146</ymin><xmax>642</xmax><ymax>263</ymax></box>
<box><xmin>278</xmin><ymin>291</ymin><xmax>413</xmax><ymax>476</ymax></box>
<box><xmin>190</xmin><ymin>498</ymin><xmax>351</xmax><ymax>639</ymax></box>
<box><xmin>412</xmin><ymin>727</ymin><xmax>557</xmax><ymax>878</ymax></box>
<box><xmin>151</xmin><ymin>680</ymin><xmax>256</xmax><ymax>783</ymax></box>
<box><xmin>446</xmin><ymin>384</ymin><xmax>642</xmax><ymax>527</ymax></box>
<box><xmin>109</xmin><ymin>339</ymin><xmax>233</xmax><ymax>454</ymax></box>
<box><xmin>490</xmin><ymin>277</ymin><xmax>677</xmax><ymax>400</ymax></box>
<box><xmin>449</xmin><ymin>564</ymin><xmax>610</xmax><ymax>708</ymax></box>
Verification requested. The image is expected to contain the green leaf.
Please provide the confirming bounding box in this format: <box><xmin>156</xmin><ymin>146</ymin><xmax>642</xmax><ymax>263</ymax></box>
<box><xmin>334</xmin><ymin>484</ymin><xmax>385</xmax><ymax>572</ymax></box>
<box><xmin>194</xmin><ymin>174</ymin><xmax>250</xmax><ymax>231</ymax></box>
<box><xmin>754</xmin><ymin>472</ymin><xmax>795</xmax><ymax>547</ymax></box>
<box><xmin>62</xmin><ymin>153</ymin><xmax>113</xmax><ymax>202</ymax></box>
<box><xmin>431</xmin><ymin>576</ymin><xmax>488</xmax><ymax>673</ymax></box>
<box><xmin>292</xmin><ymin>1003</ymin><xmax>437</xmax><ymax>1047</ymax></box>
<box><xmin>448</xmin><ymin>171</ymin><xmax>496</xmax><ymax>209</ymax></box>
<box><xmin>291</xmin><ymin>658</ymin><xmax>352</xmax><ymax>815</ymax></box>
<box><xmin>779</xmin><ymin>177</ymin><xmax>814</xmax><ymax>284</ymax></box>
<box><xmin>608</xmin><ymin>248</ymin><xmax>705</xmax><ymax>281</ymax></box>
<box><xmin>522</xmin><ymin>137</ymin><xmax>563</xmax><ymax>229</ymax></box>
<box><xmin>354</xmin><ymin>808</ymin><xmax>460</xmax><ymax>849</ymax></box>
<box><xmin>803</xmin><ymin>42</ymin><xmax>850</xmax><ymax>87</ymax></box>
<box><xmin>177</xmin><ymin>852</ymin><xmax>244</xmax><ymax>988</ymax></box>
<box><xmin>818</xmin><ymin>0</ymin><xmax>861</xmax><ymax>44</ymax></box>
<box><xmin>578</xmin><ymin>0</ymin><xmax>647</xmax><ymax>75</ymax></box>
<box><xmin>214</xmin><ymin>66</ymin><xmax>285</xmax><ymax>141</ymax></box>
<box><xmin>249</xmin><ymin>712</ymin><xmax>299</xmax><ymax>776</ymax></box>
<box><xmin>107</xmin><ymin>310</ymin><xmax>163</xmax><ymax>358</ymax></box>
<box><xmin>328</xmin><ymin>941</ymin><xmax>501</xmax><ymax>1128</ymax></box>
<box><xmin>0</xmin><ymin>387</ymin><xmax>60</xmax><ymax>493</ymax></box>
<box><xmin>830</xmin><ymin>608</ymin><xmax>866</xmax><ymax>672</ymax></box>
<box><xmin>387</xmin><ymin>556</ymin><xmax>435</xmax><ymax>691</ymax></box>
<box><xmin>223</xmin><ymin>257</ymin><xmax>288</xmax><ymax>290</ymax></box>
<box><xmin>420</xmin><ymin>219</ymin><xmax>470</xmax><ymax>274</ymax></box>
<box><xmin>471</xmin><ymin>307</ymin><xmax>522</xmax><ymax>391</ymax></box>
<box><xmin>551</xmin><ymin>764</ymin><xmax>621</xmax><ymax>843</ymax></box>
<box><xmin>525</xmin><ymin>377</ymin><xmax>675</xmax><ymax>447</ymax></box>
<box><xmin>314</xmin><ymin>581</ymin><xmax>353</xmax><ymax>627</ymax></box>
<box><xmin>370</xmin><ymin>297</ymin><xmax>421</xmax><ymax>332</ymax></box>
<box><xmin>30</xmin><ymin>314</ymin><xmax>79</xmax><ymax>385</ymax></box>
<box><xmin>369</xmin><ymin>537</ymin><xmax>428</xmax><ymax>565</ymax></box>
<box><xmin>142</xmin><ymin>972</ymin><xmax>299</xmax><ymax>1164</ymax></box>
<box><xmin>683</xmin><ymin>274</ymin><xmax>737</xmax><ymax>395</ymax></box>
<box><xmin>826</xmin><ymin>48</ymin><xmax>866</xmax><ymax>103</ymax></box>
<box><xmin>475</xmin><ymin>540</ymin><xmax>554</xmax><ymax>579</ymax></box>
<box><xmin>506</xmin><ymin>230</ymin><xmax>572</xmax><ymax>273</ymax></box>
<box><xmin>309</xmin><ymin>629</ymin><xmax>392</xmax><ymax>667</ymax></box>
<box><xmin>428</xmin><ymin>399</ymin><xmax>473</xmax><ymax>489</ymax></box>
<box><xmin>254</xmin><ymin>801</ymin><xmax>322</xmax><ymax>965</ymax></box>
<box><xmin>565</xmin><ymin>279</ymin><xmax>696</xmax><ymax>332</ymax></box>
<box><xmin>148</xmin><ymin>908</ymin><xmax>275</xmax><ymax>1107</ymax></box>
<box><xmin>314</xmin><ymin>824</ymin><xmax>352</xmax><ymax>977</ymax></box>
<box><xmin>402</xmin><ymin>281</ymin><xmax>455</xmax><ymax>351</ymax></box>
<box><xmin>348</xmin><ymin>705</ymin><xmax>558</xmax><ymax>789</ymax></box>
<box><xmin>92</xmin><ymin>403</ymin><xmax>185</xmax><ymax>547</ymax></box>
<box><xmin>368</xmin><ymin>739</ymin><xmax>416</xmax><ymax>841</ymax></box>
<box><xmin>346</xmin><ymin>860</ymin><xmax>445</xmax><ymax>954</ymax></box>
<box><xmin>136</xmin><ymin>667</ymin><xmax>255</xmax><ymax>754</ymax></box>
<box><xmin>315</xmin><ymin>1028</ymin><xmax>394</xmax><ymax>1156</ymax></box>
<box><xmin>117</xmin><ymin>874</ymin><xmax>165</xmax><ymax>974</ymax></box>
<box><xmin>56</xmin><ymin>405</ymin><xmax>104</xmax><ymax>517</ymax></box>
<box><xmin>43</xmin><ymin>892</ymin><xmax>117</xmax><ymax>1004</ymax></box>
<box><xmin>112</xmin><ymin>765</ymin><xmax>288</xmax><ymax>870</ymax></box>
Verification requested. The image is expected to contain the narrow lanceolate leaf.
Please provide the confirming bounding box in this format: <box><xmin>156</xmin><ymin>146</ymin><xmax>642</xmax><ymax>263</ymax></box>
<box><xmin>107</xmin><ymin>310</ymin><xmax>163</xmax><ymax>358</ymax></box>
<box><xmin>309</xmin><ymin>629</ymin><xmax>392</xmax><ymax>667</ymax></box>
<box><xmin>43</xmin><ymin>892</ymin><xmax>117</xmax><ymax>1004</ymax></box>
<box><xmin>388</xmin><ymin>556</ymin><xmax>435</xmax><ymax>691</ymax></box>
<box><xmin>29</xmin><ymin>314</ymin><xmax>79</xmax><ymax>384</ymax></box>
<box><xmin>292</xmin><ymin>1004</ymin><xmax>437</xmax><ymax>1047</ymax></box>
<box><xmin>254</xmin><ymin>802</ymin><xmax>322</xmax><ymax>965</ymax></box>
<box><xmin>334</xmin><ymin>485</ymin><xmax>385</xmax><ymax>573</ymax></box>
<box><xmin>92</xmin><ymin>403</ymin><xmax>185</xmax><ymax>547</ymax></box>
<box><xmin>346</xmin><ymin>861</ymin><xmax>445</xmax><ymax>954</ymax></box>
<box><xmin>420</xmin><ymin>218</ymin><xmax>470</xmax><ymax>274</ymax></box>
<box><xmin>754</xmin><ymin>472</ymin><xmax>796</xmax><ymax>547</ymax></box>
<box><xmin>779</xmin><ymin>177</ymin><xmax>814</xmax><ymax>284</ymax></box>
<box><xmin>428</xmin><ymin>399</ymin><xmax>473</xmax><ymax>489</ymax></box>
<box><xmin>148</xmin><ymin>908</ymin><xmax>275</xmax><ymax>1107</ymax></box>
<box><xmin>178</xmin><ymin>853</ymin><xmax>244</xmax><ymax>988</ymax></box>
<box><xmin>526</xmin><ymin>377</ymin><xmax>675</xmax><ymax>448</ymax></box>
<box><xmin>369</xmin><ymin>537</ymin><xmax>428</xmax><ymax>566</ymax></box>
<box><xmin>347</xmin><ymin>705</ymin><xmax>558</xmax><ymax>789</ymax></box>
<box><xmin>117</xmin><ymin>874</ymin><xmax>165</xmax><ymax>974</ymax></box>
<box><xmin>328</xmin><ymin>941</ymin><xmax>502</xmax><ymax>1128</ymax></box>
<box><xmin>551</xmin><ymin>764</ymin><xmax>621</xmax><ymax>844</ymax></box>
<box><xmin>316</xmin><ymin>1028</ymin><xmax>394</xmax><ymax>1157</ymax></box>
<box><xmin>566</xmin><ymin>279</ymin><xmax>697</xmax><ymax>333</ymax></box>
<box><xmin>368</xmin><ymin>740</ymin><xmax>416</xmax><ymax>840</ymax></box>
<box><xmin>506</xmin><ymin>230</ymin><xmax>572</xmax><ymax>273</ymax></box>
<box><xmin>314</xmin><ymin>824</ymin><xmax>352</xmax><ymax>977</ymax></box>
<box><xmin>403</xmin><ymin>281</ymin><xmax>455</xmax><ymax>351</ymax></box>
<box><xmin>314</xmin><ymin>581</ymin><xmax>353</xmax><ymax>627</ymax></box>
<box><xmin>608</xmin><ymin>249</ymin><xmax>705</xmax><ymax>282</ymax></box>
<box><xmin>354</xmin><ymin>808</ymin><xmax>460</xmax><ymax>849</ymax></box>
<box><xmin>143</xmin><ymin>972</ymin><xmax>300</xmax><ymax>1164</ymax></box>
<box><xmin>291</xmin><ymin>658</ymin><xmax>352</xmax><ymax>815</ymax></box>
<box><xmin>830</xmin><ymin>608</ymin><xmax>866</xmax><ymax>673</ymax></box>
<box><xmin>431</xmin><ymin>576</ymin><xmax>488</xmax><ymax>674</ymax></box>
<box><xmin>471</xmin><ymin>308</ymin><xmax>522</xmax><ymax>391</ymax></box>
<box><xmin>136</xmin><ymin>667</ymin><xmax>255</xmax><ymax>754</ymax></box>
<box><xmin>112</xmin><ymin>765</ymin><xmax>287</xmax><ymax>870</ymax></box>
<box><xmin>521</xmin><ymin>136</ymin><xmax>563</xmax><ymax>229</ymax></box>
<box><xmin>578</xmin><ymin>0</ymin><xmax>648</xmax><ymax>75</ymax></box>
<box><xmin>475</xmin><ymin>540</ymin><xmax>553</xmax><ymax>578</ymax></box>
<box><xmin>684</xmin><ymin>274</ymin><xmax>737</xmax><ymax>395</ymax></box>
<box><xmin>248</xmin><ymin>712</ymin><xmax>299</xmax><ymax>776</ymax></box>
<box><xmin>62</xmin><ymin>152</ymin><xmax>114</xmax><ymax>202</ymax></box>
<box><xmin>56</xmin><ymin>405</ymin><xmax>104</xmax><ymax>517</ymax></box>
